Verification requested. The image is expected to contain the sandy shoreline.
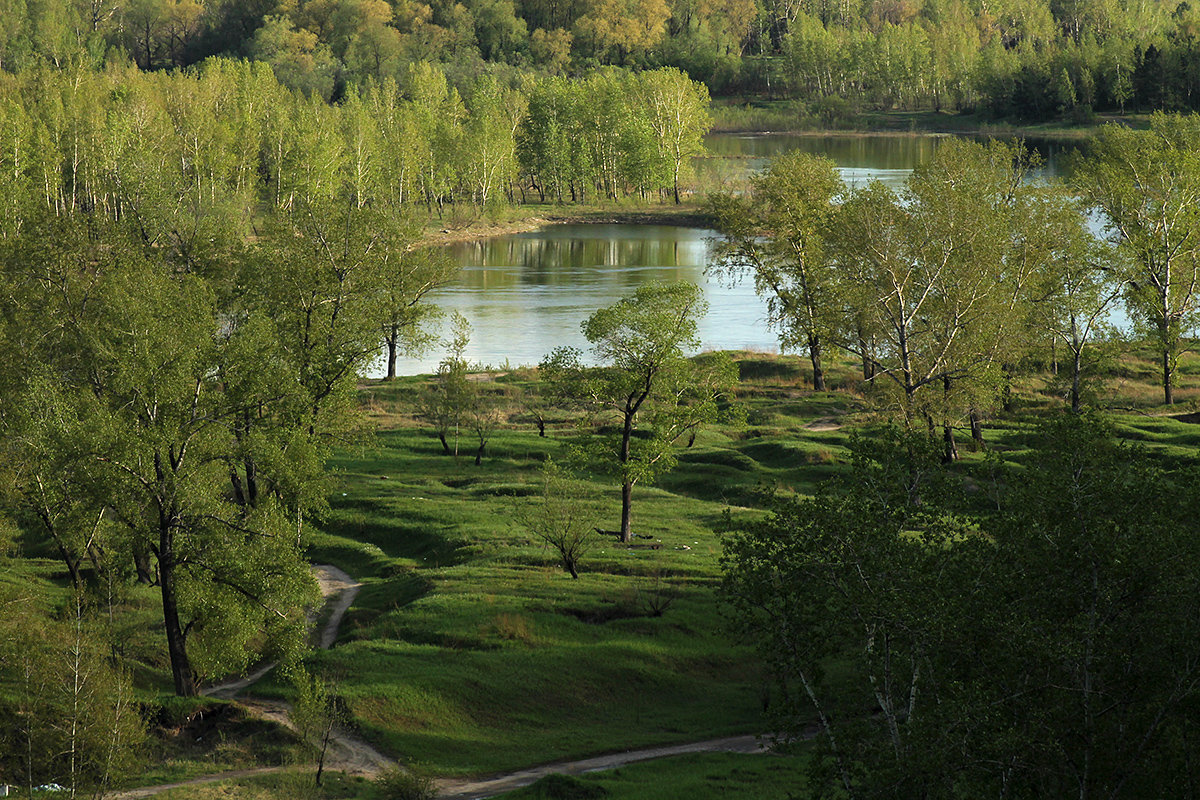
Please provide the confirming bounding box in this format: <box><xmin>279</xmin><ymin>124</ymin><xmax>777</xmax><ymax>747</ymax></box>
<box><xmin>420</xmin><ymin>206</ymin><xmax>712</xmax><ymax>246</ymax></box>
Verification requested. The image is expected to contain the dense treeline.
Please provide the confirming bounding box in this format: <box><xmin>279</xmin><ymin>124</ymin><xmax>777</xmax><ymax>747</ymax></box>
<box><xmin>2</xmin><ymin>0</ymin><xmax>1200</xmax><ymax>120</ymax></box>
<box><xmin>723</xmin><ymin>416</ymin><xmax>1200</xmax><ymax>798</ymax></box>
<box><xmin>0</xmin><ymin>60</ymin><xmax>447</xmax><ymax>709</ymax></box>
<box><xmin>0</xmin><ymin>61</ymin><xmax>709</xmax><ymax>216</ymax></box>
<box><xmin>777</xmin><ymin>0</ymin><xmax>1200</xmax><ymax>119</ymax></box>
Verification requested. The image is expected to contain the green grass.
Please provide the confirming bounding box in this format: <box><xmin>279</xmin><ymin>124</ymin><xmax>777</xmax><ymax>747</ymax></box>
<box><xmin>12</xmin><ymin>345</ymin><xmax>1200</xmax><ymax>796</ymax></box>
<box><xmin>289</xmin><ymin>346</ymin><xmax>1200</xmax><ymax>778</ymax></box>
<box><xmin>290</xmin><ymin>426</ymin><xmax>776</xmax><ymax>776</ymax></box>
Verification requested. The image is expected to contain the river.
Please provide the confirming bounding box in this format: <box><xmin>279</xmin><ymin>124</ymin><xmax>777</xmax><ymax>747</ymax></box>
<box><xmin>383</xmin><ymin>133</ymin><xmax>1075</xmax><ymax>375</ymax></box>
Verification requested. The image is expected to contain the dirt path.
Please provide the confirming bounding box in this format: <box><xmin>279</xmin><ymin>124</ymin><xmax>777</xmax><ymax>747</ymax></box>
<box><xmin>239</xmin><ymin>698</ymin><xmax>397</xmax><ymax>778</ymax></box>
<box><xmin>114</xmin><ymin>734</ymin><xmax>771</xmax><ymax>799</ymax></box>
<box><xmin>209</xmin><ymin>565</ymin><xmax>393</xmax><ymax>777</ymax></box>
<box><xmin>121</xmin><ymin>566</ymin><xmax>773</xmax><ymax>799</ymax></box>
<box><xmin>223</xmin><ymin>566</ymin><xmax>394</xmax><ymax>779</ymax></box>
<box><xmin>315</xmin><ymin>565</ymin><xmax>361</xmax><ymax>649</ymax></box>
<box><xmin>113</xmin><ymin>767</ymin><xmax>287</xmax><ymax>799</ymax></box>
<box><xmin>434</xmin><ymin>735</ymin><xmax>770</xmax><ymax>800</ymax></box>
<box><xmin>115</xmin><ymin>565</ymin><xmax>388</xmax><ymax>798</ymax></box>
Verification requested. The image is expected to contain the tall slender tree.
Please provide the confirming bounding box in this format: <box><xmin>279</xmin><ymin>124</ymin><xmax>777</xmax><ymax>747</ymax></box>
<box><xmin>1071</xmin><ymin>113</ymin><xmax>1200</xmax><ymax>405</ymax></box>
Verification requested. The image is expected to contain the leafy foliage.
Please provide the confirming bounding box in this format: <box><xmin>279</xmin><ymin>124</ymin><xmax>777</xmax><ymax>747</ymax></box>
<box><xmin>722</xmin><ymin>415</ymin><xmax>1200</xmax><ymax>798</ymax></box>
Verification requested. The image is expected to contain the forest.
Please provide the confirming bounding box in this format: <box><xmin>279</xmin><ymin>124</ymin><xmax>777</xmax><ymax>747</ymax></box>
<box><xmin>6</xmin><ymin>0</ymin><xmax>1200</xmax><ymax>119</ymax></box>
<box><xmin>2</xmin><ymin>1</ymin><xmax>1200</xmax><ymax>797</ymax></box>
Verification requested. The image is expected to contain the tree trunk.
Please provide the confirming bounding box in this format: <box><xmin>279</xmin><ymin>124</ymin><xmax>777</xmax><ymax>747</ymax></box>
<box><xmin>942</xmin><ymin>423</ymin><xmax>959</xmax><ymax>463</ymax></box>
<box><xmin>969</xmin><ymin>409</ymin><xmax>984</xmax><ymax>451</ymax></box>
<box><xmin>133</xmin><ymin>544</ymin><xmax>154</xmax><ymax>585</ymax></box>
<box><xmin>620</xmin><ymin>478</ymin><xmax>633</xmax><ymax>544</ymax></box>
<box><xmin>315</xmin><ymin>721</ymin><xmax>333</xmax><ymax>786</ymax></box>
<box><xmin>1002</xmin><ymin>364</ymin><xmax>1015</xmax><ymax>413</ymax></box>
<box><xmin>57</xmin><ymin>542</ymin><xmax>83</xmax><ymax>591</ymax></box>
<box><xmin>385</xmin><ymin>327</ymin><xmax>398</xmax><ymax>381</ymax></box>
<box><xmin>1072</xmin><ymin>348</ymin><xmax>1083</xmax><ymax>413</ymax></box>
<box><xmin>858</xmin><ymin>326</ymin><xmax>875</xmax><ymax>381</ymax></box>
<box><xmin>229</xmin><ymin>466</ymin><xmax>246</xmax><ymax>507</ymax></box>
<box><xmin>942</xmin><ymin>376</ymin><xmax>958</xmax><ymax>463</ymax></box>
<box><xmin>809</xmin><ymin>335</ymin><xmax>825</xmax><ymax>391</ymax></box>
<box><xmin>474</xmin><ymin>441</ymin><xmax>484</xmax><ymax>466</ymax></box>
<box><xmin>438</xmin><ymin>432</ymin><xmax>450</xmax><ymax>455</ymax></box>
<box><xmin>160</xmin><ymin>529</ymin><xmax>197</xmax><ymax>697</ymax></box>
<box><xmin>1163</xmin><ymin>347</ymin><xmax>1174</xmax><ymax>405</ymax></box>
<box><xmin>244</xmin><ymin>457</ymin><xmax>259</xmax><ymax>507</ymax></box>
<box><xmin>619</xmin><ymin>407</ymin><xmax>634</xmax><ymax>543</ymax></box>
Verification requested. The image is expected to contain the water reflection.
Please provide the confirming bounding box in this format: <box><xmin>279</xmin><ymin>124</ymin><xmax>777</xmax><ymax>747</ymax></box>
<box><xmin>701</xmin><ymin>132</ymin><xmax>1071</xmax><ymax>188</ymax></box>
<box><xmin>377</xmin><ymin>133</ymin><xmax>1085</xmax><ymax>377</ymax></box>
<box><xmin>385</xmin><ymin>225</ymin><xmax>774</xmax><ymax>375</ymax></box>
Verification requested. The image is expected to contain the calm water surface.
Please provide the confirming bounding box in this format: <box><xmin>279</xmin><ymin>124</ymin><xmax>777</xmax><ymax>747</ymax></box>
<box><xmin>383</xmin><ymin>133</ymin><xmax>1078</xmax><ymax>375</ymax></box>
<box><xmin>388</xmin><ymin>224</ymin><xmax>768</xmax><ymax>374</ymax></box>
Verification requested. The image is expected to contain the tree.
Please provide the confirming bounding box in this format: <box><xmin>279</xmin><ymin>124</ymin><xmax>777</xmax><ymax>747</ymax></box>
<box><xmin>249</xmin><ymin>16</ymin><xmax>339</xmax><ymax>100</ymax></box>
<box><xmin>543</xmin><ymin>282</ymin><xmax>737</xmax><ymax>543</ymax></box>
<box><xmin>63</xmin><ymin>247</ymin><xmax>314</xmax><ymax>696</ymax></box>
<box><xmin>721</xmin><ymin>415</ymin><xmax>1200</xmax><ymax>798</ymax></box>
<box><xmin>418</xmin><ymin>312</ymin><xmax>474</xmax><ymax>458</ymax></box>
<box><xmin>0</xmin><ymin>590</ymin><xmax>145</xmax><ymax>797</ymax></box>
<box><xmin>514</xmin><ymin>458</ymin><xmax>596</xmax><ymax>578</ymax></box>
<box><xmin>462</xmin><ymin>76</ymin><xmax>523</xmax><ymax>210</ymax></box>
<box><xmin>720</xmin><ymin>427</ymin><xmax>972</xmax><ymax>798</ymax></box>
<box><xmin>636</xmin><ymin>68</ymin><xmax>711</xmax><ymax>204</ymax></box>
<box><xmin>1070</xmin><ymin>113</ymin><xmax>1200</xmax><ymax>405</ymax></box>
<box><xmin>1026</xmin><ymin>189</ymin><xmax>1123</xmax><ymax>412</ymax></box>
<box><xmin>709</xmin><ymin>151</ymin><xmax>843</xmax><ymax>391</ymax></box>
<box><xmin>835</xmin><ymin>139</ymin><xmax>1041</xmax><ymax>457</ymax></box>
<box><xmin>379</xmin><ymin>244</ymin><xmax>457</xmax><ymax>381</ymax></box>
<box><xmin>290</xmin><ymin>665</ymin><xmax>349</xmax><ymax>787</ymax></box>
<box><xmin>573</xmin><ymin>0</ymin><xmax>670</xmax><ymax>61</ymax></box>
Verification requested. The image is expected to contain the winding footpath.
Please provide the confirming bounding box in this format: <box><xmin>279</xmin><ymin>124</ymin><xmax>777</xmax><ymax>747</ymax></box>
<box><xmin>116</xmin><ymin>565</ymin><xmax>773</xmax><ymax>799</ymax></box>
<box><xmin>434</xmin><ymin>735</ymin><xmax>769</xmax><ymax>800</ymax></box>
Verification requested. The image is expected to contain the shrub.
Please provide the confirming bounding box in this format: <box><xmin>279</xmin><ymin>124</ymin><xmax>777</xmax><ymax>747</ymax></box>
<box><xmin>375</xmin><ymin>767</ymin><xmax>437</xmax><ymax>800</ymax></box>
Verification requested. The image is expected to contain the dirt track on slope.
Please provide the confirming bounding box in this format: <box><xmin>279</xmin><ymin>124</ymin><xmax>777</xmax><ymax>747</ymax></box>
<box><xmin>434</xmin><ymin>734</ymin><xmax>770</xmax><ymax>800</ymax></box>
<box><xmin>116</xmin><ymin>564</ymin><xmax>775</xmax><ymax>799</ymax></box>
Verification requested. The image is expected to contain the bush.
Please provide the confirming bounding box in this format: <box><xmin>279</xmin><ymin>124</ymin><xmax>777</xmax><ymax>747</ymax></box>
<box><xmin>509</xmin><ymin>773</ymin><xmax>609</xmax><ymax>799</ymax></box>
<box><xmin>375</xmin><ymin>767</ymin><xmax>437</xmax><ymax>800</ymax></box>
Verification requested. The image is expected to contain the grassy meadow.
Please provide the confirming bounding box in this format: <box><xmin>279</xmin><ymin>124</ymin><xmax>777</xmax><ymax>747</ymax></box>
<box><xmin>274</xmin><ymin>357</ymin><xmax>864</xmax><ymax>778</ymax></box>
<box><xmin>9</xmin><ymin>345</ymin><xmax>1200</xmax><ymax>800</ymax></box>
<box><xmin>269</xmin><ymin>346</ymin><xmax>1200</xmax><ymax>788</ymax></box>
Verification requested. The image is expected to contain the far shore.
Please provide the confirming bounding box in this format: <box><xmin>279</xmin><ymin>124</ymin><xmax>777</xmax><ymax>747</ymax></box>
<box><xmin>420</xmin><ymin>111</ymin><xmax>1115</xmax><ymax>247</ymax></box>
<box><xmin>421</xmin><ymin>205</ymin><xmax>712</xmax><ymax>246</ymax></box>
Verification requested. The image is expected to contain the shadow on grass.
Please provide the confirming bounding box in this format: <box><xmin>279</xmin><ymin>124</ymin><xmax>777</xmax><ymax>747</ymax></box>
<box><xmin>323</xmin><ymin>496</ymin><xmax>469</xmax><ymax>567</ymax></box>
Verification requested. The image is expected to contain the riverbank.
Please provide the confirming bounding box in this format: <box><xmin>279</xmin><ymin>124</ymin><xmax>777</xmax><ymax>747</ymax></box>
<box><xmin>709</xmin><ymin>99</ymin><xmax>1146</xmax><ymax>139</ymax></box>
<box><xmin>420</xmin><ymin>204</ymin><xmax>712</xmax><ymax>246</ymax></box>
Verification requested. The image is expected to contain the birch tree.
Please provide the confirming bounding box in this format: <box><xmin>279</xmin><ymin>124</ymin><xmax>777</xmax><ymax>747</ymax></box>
<box><xmin>1071</xmin><ymin>113</ymin><xmax>1200</xmax><ymax>406</ymax></box>
<box><xmin>709</xmin><ymin>151</ymin><xmax>842</xmax><ymax>390</ymax></box>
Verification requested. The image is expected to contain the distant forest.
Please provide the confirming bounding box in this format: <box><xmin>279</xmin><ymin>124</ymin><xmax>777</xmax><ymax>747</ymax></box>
<box><xmin>1</xmin><ymin>0</ymin><xmax>1199</xmax><ymax>119</ymax></box>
